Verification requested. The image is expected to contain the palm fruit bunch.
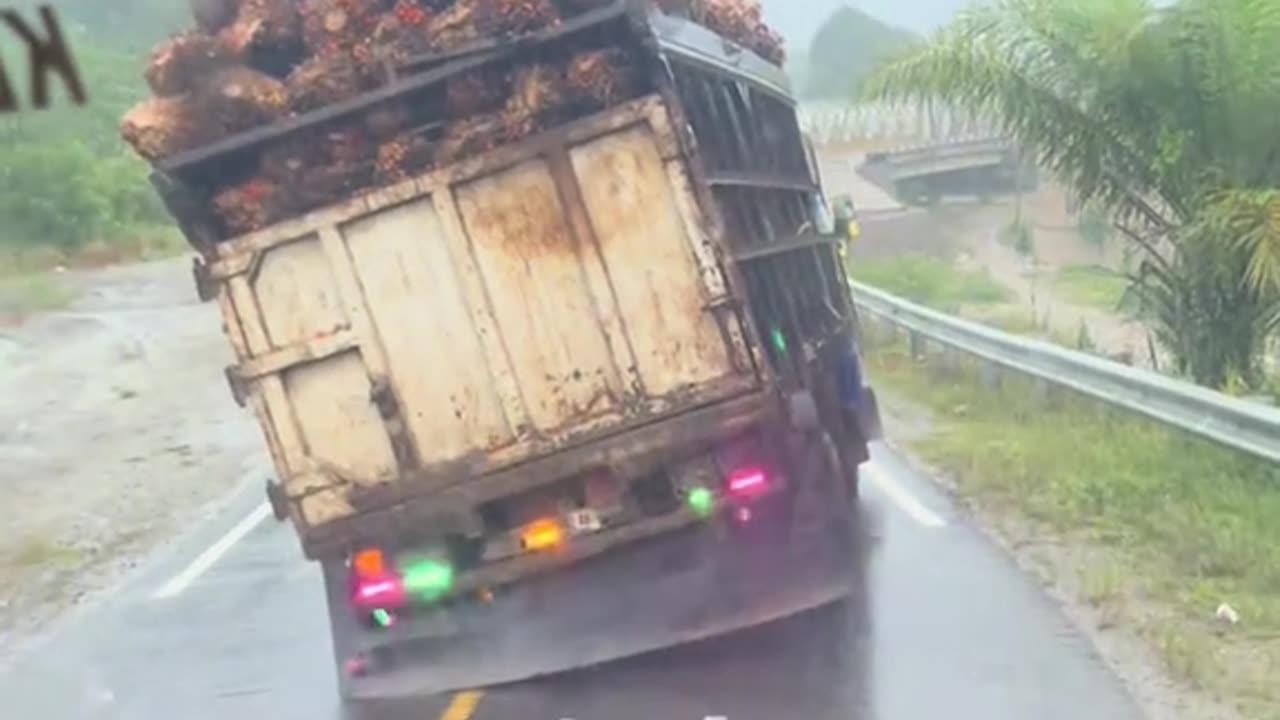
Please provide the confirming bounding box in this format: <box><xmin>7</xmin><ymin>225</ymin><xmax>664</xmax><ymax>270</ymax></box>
<box><xmin>212</xmin><ymin>178</ymin><xmax>289</xmax><ymax>235</ymax></box>
<box><xmin>565</xmin><ymin>49</ymin><xmax>635</xmax><ymax>111</ymax></box>
<box><xmin>445</xmin><ymin>67</ymin><xmax>510</xmax><ymax>118</ymax></box>
<box><xmin>475</xmin><ymin>0</ymin><xmax>560</xmax><ymax>38</ymax></box>
<box><xmin>503</xmin><ymin>63</ymin><xmax>568</xmax><ymax>141</ymax></box>
<box><xmin>121</xmin><ymin>0</ymin><xmax>786</xmax><ymax>240</ymax></box>
<box><xmin>195</xmin><ymin>66</ymin><xmax>290</xmax><ymax>135</ymax></box>
<box><xmin>120</xmin><ymin>96</ymin><xmax>211</xmax><ymax>162</ymax></box>
<box><xmin>374</xmin><ymin>132</ymin><xmax>435</xmax><ymax>183</ymax></box>
<box><xmin>299</xmin><ymin>0</ymin><xmax>387</xmax><ymax>56</ymax></box>
<box><xmin>436</xmin><ymin>113</ymin><xmax>508</xmax><ymax>164</ymax></box>
<box><xmin>693</xmin><ymin>0</ymin><xmax>784</xmax><ymax>64</ymax></box>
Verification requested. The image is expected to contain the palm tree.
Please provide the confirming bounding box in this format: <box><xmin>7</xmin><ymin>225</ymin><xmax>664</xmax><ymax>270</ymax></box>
<box><xmin>863</xmin><ymin>0</ymin><xmax>1280</xmax><ymax>388</ymax></box>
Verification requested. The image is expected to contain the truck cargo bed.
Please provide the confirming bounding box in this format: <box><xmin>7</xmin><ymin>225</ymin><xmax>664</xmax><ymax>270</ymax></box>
<box><xmin>202</xmin><ymin>97</ymin><xmax>760</xmax><ymax>552</ymax></box>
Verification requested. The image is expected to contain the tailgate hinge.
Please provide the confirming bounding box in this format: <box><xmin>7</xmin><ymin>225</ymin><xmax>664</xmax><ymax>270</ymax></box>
<box><xmin>193</xmin><ymin>257</ymin><xmax>217</xmax><ymax>303</ymax></box>
<box><xmin>225</xmin><ymin>366</ymin><xmax>249</xmax><ymax>408</ymax></box>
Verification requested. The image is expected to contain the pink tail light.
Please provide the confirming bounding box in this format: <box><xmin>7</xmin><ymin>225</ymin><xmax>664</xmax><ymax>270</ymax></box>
<box><xmin>352</xmin><ymin>575</ymin><xmax>408</xmax><ymax>610</ymax></box>
<box><xmin>727</xmin><ymin>467</ymin><xmax>769</xmax><ymax>497</ymax></box>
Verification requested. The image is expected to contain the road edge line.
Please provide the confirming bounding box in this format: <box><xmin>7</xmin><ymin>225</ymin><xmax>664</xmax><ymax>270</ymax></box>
<box><xmin>864</xmin><ymin>462</ymin><xmax>947</xmax><ymax>528</ymax></box>
<box><xmin>151</xmin><ymin>503</ymin><xmax>272</xmax><ymax>599</ymax></box>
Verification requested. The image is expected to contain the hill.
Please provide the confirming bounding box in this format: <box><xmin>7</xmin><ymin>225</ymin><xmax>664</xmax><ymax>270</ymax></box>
<box><xmin>762</xmin><ymin>0</ymin><xmax>967</xmax><ymax>47</ymax></box>
<box><xmin>801</xmin><ymin>6</ymin><xmax>919</xmax><ymax>99</ymax></box>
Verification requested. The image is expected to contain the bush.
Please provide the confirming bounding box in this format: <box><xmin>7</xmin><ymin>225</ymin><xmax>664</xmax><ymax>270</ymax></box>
<box><xmin>851</xmin><ymin>253</ymin><xmax>1011</xmax><ymax>311</ymax></box>
<box><xmin>1000</xmin><ymin>219</ymin><xmax>1035</xmax><ymax>257</ymax></box>
<box><xmin>0</xmin><ymin>24</ymin><xmax>171</xmax><ymax>270</ymax></box>
<box><xmin>0</xmin><ymin>142</ymin><xmax>164</xmax><ymax>254</ymax></box>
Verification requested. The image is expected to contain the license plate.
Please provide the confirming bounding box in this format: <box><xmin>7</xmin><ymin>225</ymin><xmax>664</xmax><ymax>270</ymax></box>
<box><xmin>568</xmin><ymin>509</ymin><xmax>602</xmax><ymax>533</ymax></box>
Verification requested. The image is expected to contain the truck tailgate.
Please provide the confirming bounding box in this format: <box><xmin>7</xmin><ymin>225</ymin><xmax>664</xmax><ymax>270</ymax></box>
<box><xmin>206</xmin><ymin>98</ymin><xmax>758</xmax><ymax>534</ymax></box>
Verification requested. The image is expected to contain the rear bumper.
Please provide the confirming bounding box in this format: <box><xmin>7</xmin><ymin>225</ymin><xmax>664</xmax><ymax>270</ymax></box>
<box><xmin>326</xmin><ymin>482</ymin><xmax>855</xmax><ymax>700</ymax></box>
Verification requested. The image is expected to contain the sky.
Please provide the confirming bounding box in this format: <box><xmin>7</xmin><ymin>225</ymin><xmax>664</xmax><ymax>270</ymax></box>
<box><xmin>760</xmin><ymin>0</ymin><xmax>971</xmax><ymax>47</ymax></box>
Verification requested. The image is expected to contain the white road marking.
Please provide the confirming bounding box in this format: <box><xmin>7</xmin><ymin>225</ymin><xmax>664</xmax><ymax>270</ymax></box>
<box><xmin>151</xmin><ymin>503</ymin><xmax>272</xmax><ymax>599</ymax></box>
<box><xmin>863</xmin><ymin>462</ymin><xmax>946</xmax><ymax>528</ymax></box>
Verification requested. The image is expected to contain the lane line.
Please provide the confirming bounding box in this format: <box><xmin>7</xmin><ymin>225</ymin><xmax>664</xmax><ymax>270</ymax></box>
<box><xmin>151</xmin><ymin>503</ymin><xmax>272</xmax><ymax>600</ymax></box>
<box><xmin>863</xmin><ymin>462</ymin><xmax>946</xmax><ymax>528</ymax></box>
<box><xmin>440</xmin><ymin>690</ymin><xmax>484</xmax><ymax>720</ymax></box>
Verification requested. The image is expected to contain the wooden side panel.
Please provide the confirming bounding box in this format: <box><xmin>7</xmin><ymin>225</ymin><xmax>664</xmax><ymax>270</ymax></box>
<box><xmin>570</xmin><ymin>127</ymin><xmax>734</xmax><ymax>397</ymax></box>
<box><xmin>209</xmin><ymin>100</ymin><xmax>767</xmax><ymax>537</ymax></box>
<box><xmin>251</xmin><ymin>237</ymin><xmax>347</xmax><ymax>349</ymax></box>
<box><xmin>282</xmin><ymin>350</ymin><xmax>398</xmax><ymax>485</ymax></box>
<box><xmin>342</xmin><ymin>198</ymin><xmax>513</xmax><ymax>465</ymax></box>
<box><xmin>455</xmin><ymin>159</ymin><xmax>623</xmax><ymax>434</ymax></box>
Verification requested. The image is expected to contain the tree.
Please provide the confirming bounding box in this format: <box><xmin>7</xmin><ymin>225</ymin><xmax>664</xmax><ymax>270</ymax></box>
<box><xmin>804</xmin><ymin>7</ymin><xmax>918</xmax><ymax>99</ymax></box>
<box><xmin>0</xmin><ymin>3</ymin><xmax>176</xmax><ymax>258</ymax></box>
<box><xmin>863</xmin><ymin>0</ymin><xmax>1280</xmax><ymax>389</ymax></box>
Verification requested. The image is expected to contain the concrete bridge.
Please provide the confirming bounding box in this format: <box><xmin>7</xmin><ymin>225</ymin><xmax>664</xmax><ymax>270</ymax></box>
<box><xmin>857</xmin><ymin>136</ymin><xmax>1038</xmax><ymax>204</ymax></box>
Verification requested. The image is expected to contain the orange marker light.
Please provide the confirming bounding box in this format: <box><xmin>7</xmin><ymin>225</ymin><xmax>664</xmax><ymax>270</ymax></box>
<box><xmin>353</xmin><ymin>548</ymin><xmax>386</xmax><ymax>578</ymax></box>
<box><xmin>521</xmin><ymin>519</ymin><xmax>564</xmax><ymax>552</ymax></box>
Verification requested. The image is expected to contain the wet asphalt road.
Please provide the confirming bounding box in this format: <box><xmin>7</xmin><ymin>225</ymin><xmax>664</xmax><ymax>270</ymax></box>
<box><xmin>0</xmin><ymin>444</ymin><xmax>1143</xmax><ymax>720</ymax></box>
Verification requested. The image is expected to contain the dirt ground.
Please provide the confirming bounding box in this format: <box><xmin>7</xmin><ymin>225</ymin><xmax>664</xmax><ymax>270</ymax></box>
<box><xmin>0</xmin><ymin>258</ymin><xmax>264</xmax><ymax>660</ymax></box>
<box><xmin>952</xmin><ymin>189</ymin><xmax>1157</xmax><ymax>367</ymax></box>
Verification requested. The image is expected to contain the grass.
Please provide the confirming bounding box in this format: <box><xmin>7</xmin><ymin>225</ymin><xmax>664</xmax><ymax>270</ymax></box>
<box><xmin>2</xmin><ymin>537</ymin><xmax>82</xmax><ymax>571</ymax></box>
<box><xmin>1054</xmin><ymin>265</ymin><xmax>1130</xmax><ymax>311</ymax></box>
<box><xmin>0</xmin><ymin>274</ymin><xmax>76</xmax><ymax>322</ymax></box>
<box><xmin>0</xmin><ymin>226</ymin><xmax>186</xmax><ymax>278</ymax></box>
<box><xmin>850</xmin><ymin>253</ymin><xmax>1011</xmax><ymax>312</ymax></box>
<box><xmin>865</xmin><ymin>338</ymin><xmax>1280</xmax><ymax>718</ymax></box>
<box><xmin>0</xmin><ymin>228</ymin><xmax>185</xmax><ymax>323</ymax></box>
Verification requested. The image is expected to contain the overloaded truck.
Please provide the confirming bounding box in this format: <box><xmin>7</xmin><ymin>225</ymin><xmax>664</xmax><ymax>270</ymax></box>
<box><xmin>130</xmin><ymin>0</ymin><xmax>881</xmax><ymax>700</ymax></box>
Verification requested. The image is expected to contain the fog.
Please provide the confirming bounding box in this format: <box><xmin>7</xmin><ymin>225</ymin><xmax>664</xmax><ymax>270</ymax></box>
<box><xmin>761</xmin><ymin>0</ymin><xmax>970</xmax><ymax>46</ymax></box>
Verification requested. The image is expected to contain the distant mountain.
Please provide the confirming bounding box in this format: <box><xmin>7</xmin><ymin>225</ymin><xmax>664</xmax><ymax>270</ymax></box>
<box><xmin>786</xmin><ymin>6</ymin><xmax>918</xmax><ymax>99</ymax></box>
<box><xmin>761</xmin><ymin>0</ymin><xmax>970</xmax><ymax>47</ymax></box>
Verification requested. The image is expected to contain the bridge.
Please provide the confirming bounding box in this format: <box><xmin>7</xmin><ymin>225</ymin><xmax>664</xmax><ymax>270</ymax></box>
<box><xmin>858</xmin><ymin>136</ymin><xmax>1037</xmax><ymax>204</ymax></box>
<box><xmin>798</xmin><ymin>104</ymin><xmax>1037</xmax><ymax>205</ymax></box>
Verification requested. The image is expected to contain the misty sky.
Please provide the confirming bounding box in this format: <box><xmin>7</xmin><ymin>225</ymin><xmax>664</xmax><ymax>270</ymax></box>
<box><xmin>761</xmin><ymin>0</ymin><xmax>971</xmax><ymax>47</ymax></box>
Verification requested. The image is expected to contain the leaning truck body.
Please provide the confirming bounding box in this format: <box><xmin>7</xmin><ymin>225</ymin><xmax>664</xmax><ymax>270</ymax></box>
<box><xmin>151</xmin><ymin>1</ymin><xmax>880</xmax><ymax>700</ymax></box>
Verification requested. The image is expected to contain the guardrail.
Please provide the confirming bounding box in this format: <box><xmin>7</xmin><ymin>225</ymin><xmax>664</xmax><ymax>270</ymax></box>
<box><xmin>850</xmin><ymin>281</ymin><xmax>1280</xmax><ymax>465</ymax></box>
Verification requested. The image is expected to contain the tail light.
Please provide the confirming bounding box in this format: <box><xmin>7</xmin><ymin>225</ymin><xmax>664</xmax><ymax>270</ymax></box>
<box><xmin>726</xmin><ymin>466</ymin><xmax>770</xmax><ymax>498</ymax></box>
<box><xmin>349</xmin><ymin>547</ymin><xmax>453</xmax><ymax>612</ymax></box>
<box><xmin>352</xmin><ymin>574</ymin><xmax>408</xmax><ymax>611</ymax></box>
<box><xmin>521</xmin><ymin>518</ymin><xmax>565</xmax><ymax>552</ymax></box>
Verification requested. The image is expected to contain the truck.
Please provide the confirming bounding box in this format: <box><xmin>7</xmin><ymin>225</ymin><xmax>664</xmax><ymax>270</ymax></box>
<box><xmin>146</xmin><ymin>0</ymin><xmax>882</xmax><ymax>701</ymax></box>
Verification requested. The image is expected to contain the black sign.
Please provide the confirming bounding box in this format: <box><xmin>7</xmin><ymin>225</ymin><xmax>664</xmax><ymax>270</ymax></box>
<box><xmin>0</xmin><ymin>6</ymin><xmax>86</xmax><ymax>112</ymax></box>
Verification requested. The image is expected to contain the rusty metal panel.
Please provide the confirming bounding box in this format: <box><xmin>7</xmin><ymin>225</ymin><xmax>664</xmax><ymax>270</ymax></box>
<box><xmin>455</xmin><ymin>158</ymin><xmax>625</xmax><ymax>434</ymax></box>
<box><xmin>250</xmin><ymin>236</ymin><xmax>348</xmax><ymax>350</ymax></box>
<box><xmin>208</xmin><ymin>99</ymin><xmax>765</xmax><ymax>541</ymax></box>
<box><xmin>341</xmin><ymin>197</ymin><xmax>514</xmax><ymax>466</ymax></box>
<box><xmin>282</xmin><ymin>350</ymin><xmax>400</xmax><ymax>489</ymax></box>
<box><xmin>569</xmin><ymin>126</ymin><xmax>737</xmax><ymax>397</ymax></box>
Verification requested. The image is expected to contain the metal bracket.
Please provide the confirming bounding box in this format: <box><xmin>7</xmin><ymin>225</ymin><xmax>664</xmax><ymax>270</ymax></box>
<box><xmin>225</xmin><ymin>366</ymin><xmax>249</xmax><ymax>408</ymax></box>
<box><xmin>369</xmin><ymin>377</ymin><xmax>400</xmax><ymax>420</ymax></box>
<box><xmin>192</xmin><ymin>256</ymin><xmax>217</xmax><ymax>303</ymax></box>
